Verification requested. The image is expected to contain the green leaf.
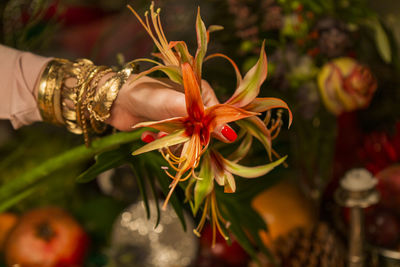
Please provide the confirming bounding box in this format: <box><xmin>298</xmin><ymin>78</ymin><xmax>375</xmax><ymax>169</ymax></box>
<box><xmin>193</xmin><ymin>153</ymin><xmax>214</xmax><ymax>214</ymax></box>
<box><xmin>217</xmin><ymin>198</ymin><xmax>258</xmax><ymax>259</ymax></box>
<box><xmin>194</xmin><ymin>7</ymin><xmax>208</xmax><ymax>80</ymax></box>
<box><xmin>228</xmin><ymin>199</ymin><xmax>277</xmax><ymax>265</ymax></box>
<box><xmin>226</xmin><ymin>40</ymin><xmax>268</xmax><ymax>107</ymax></box>
<box><xmin>76</xmin><ymin>146</ymin><xmax>130</xmax><ymax>183</ymax></box>
<box><xmin>368</xmin><ymin>18</ymin><xmax>392</xmax><ymax>63</ymax></box>
<box><xmin>145</xmin><ymin>154</ymin><xmax>187</xmax><ymax>231</ymax></box>
<box><xmin>225</xmin><ymin>156</ymin><xmax>287</xmax><ymax>178</ymax></box>
<box><xmin>147</xmin><ymin>170</ymin><xmax>161</xmax><ymax>227</ymax></box>
<box><xmin>129</xmin><ymin>162</ymin><xmax>151</xmax><ymax>220</ymax></box>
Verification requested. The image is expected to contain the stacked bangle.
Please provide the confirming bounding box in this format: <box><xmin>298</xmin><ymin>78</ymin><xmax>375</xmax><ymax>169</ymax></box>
<box><xmin>37</xmin><ymin>59</ymin><xmax>68</xmax><ymax>125</ymax></box>
<box><xmin>37</xmin><ymin>58</ymin><xmax>132</xmax><ymax>146</ymax></box>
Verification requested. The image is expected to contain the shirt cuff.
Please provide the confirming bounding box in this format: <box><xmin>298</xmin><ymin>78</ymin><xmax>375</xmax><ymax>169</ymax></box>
<box><xmin>9</xmin><ymin>51</ymin><xmax>53</xmax><ymax>128</ymax></box>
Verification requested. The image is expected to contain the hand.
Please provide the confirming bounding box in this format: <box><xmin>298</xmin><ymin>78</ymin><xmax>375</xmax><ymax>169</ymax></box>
<box><xmin>106</xmin><ymin>75</ymin><xmax>237</xmax><ymax>142</ymax></box>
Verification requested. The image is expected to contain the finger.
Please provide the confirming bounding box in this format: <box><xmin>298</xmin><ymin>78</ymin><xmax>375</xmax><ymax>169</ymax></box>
<box><xmin>212</xmin><ymin>124</ymin><xmax>238</xmax><ymax>143</ymax></box>
<box><xmin>141</xmin><ymin>131</ymin><xmax>158</xmax><ymax>143</ymax></box>
<box><xmin>122</xmin><ymin>78</ymin><xmax>188</xmax><ymax>120</ymax></box>
<box><xmin>106</xmin><ymin>106</ymin><xmax>146</xmax><ymax>131</ymax></box>
<box><xmin>157</xmin><ymin>131</ymin><xmax>168</xmax><ymax>138</ymax></box>
<box><xmin>201</xmin><ymin>80</ymin><xmax>219</xmax><ymax>107</ymax></box>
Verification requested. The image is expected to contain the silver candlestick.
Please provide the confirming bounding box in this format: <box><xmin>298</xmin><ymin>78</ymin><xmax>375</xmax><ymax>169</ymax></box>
<box><xmin>335</xmin><ymin>169</ymin><xmax>380</xmax><ymax>267</ymax></box>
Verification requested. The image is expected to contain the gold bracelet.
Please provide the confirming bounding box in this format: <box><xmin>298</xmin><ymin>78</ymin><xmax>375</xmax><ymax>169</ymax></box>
<box><xmin>37</xmin><ymin>58</ymin><xmax>131</xmax><ymax>145</ymax></box>
<box><xmin>37</xmin><ymin>59</ymin><xmax>68</xmax><ymax>125</ymax></box>
<box><xmin>77</xmin><ymin>66</ymin><xmax>110</xmax><ymax>146</ymax></box>
<box><xmin>86</xmin><ymin>68</ymin><xmax>113</xmax><ymax>134</ymax></box>
<box><xmin>88</xmin><ymin>67</ymin><xmax>133</xmax><ymax>122</ymax></box>
<box><xmin>61</xmin><ymin>59</ymin><xmax>94</xmax><ymax>134</ymax></box>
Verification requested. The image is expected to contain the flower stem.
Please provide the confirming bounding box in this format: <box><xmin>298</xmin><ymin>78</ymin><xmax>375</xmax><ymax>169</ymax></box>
<box><xmin>0</xmin><ymin>130</ymin><xmax>145</xmax><ymax>209</ymax></box>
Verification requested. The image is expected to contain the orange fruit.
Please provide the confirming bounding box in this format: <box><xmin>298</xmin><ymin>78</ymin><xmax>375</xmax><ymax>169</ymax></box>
<box><xmin>252</xmin><ymin>180</ymin><xmax>316</xmax><ymax>247</ymax></box>
<box><xmin>0</xmin><ymin>213</ymin><xmax>19</xmax><ymax>252</ymax></box>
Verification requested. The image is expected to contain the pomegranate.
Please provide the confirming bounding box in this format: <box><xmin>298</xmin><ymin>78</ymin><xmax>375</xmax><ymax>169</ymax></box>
<box><xmin>5</xmin><ymin>207</ymin><xmax>89</xmax><ymax>267</ymax></box>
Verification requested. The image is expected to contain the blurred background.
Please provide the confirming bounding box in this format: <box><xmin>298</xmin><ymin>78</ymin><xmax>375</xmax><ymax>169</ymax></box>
<box><xmin>0</xmin><ymin>0</ymin><xmax>400</xmax><ymax>266</ymax></box>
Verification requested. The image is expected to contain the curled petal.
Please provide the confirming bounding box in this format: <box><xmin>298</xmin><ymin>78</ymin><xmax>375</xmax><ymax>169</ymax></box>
<box><xmin>224</xmin><ymin>156</ymin><xmax>287</xmax><ymax>178</ymax></box>
<box><xmin>228</xmin><ymin>134</ymin><xmax>253</xmax><ymax>162</ymax></box>
<box><xmin>132</xmin><ymin>130</ymin><xmax>189</xmax><ymax>156</ymax></box>
<box><xmin>129</xmin><ymin>64</ymin><xmax>182</xmax><ymax>85</ymax></box>
<box><xmin>317</xmin><ymin>66</ymin><xmax>344</xmax><ymax>115</ymax></box>
<box><xmin>133</xmin><ymin>117</ymin><xmax>186</xmax><ymax>133</ymax></box>
<box><xmin>127</xmin><ymin>57</ymin><xmax>164</xmax><ymax>66</ymax></box>
<box><xmin>244</xmin><ymin>97</ymin><xmax>293</xmax><ymax>128</ymax></box>
<box><xmin>205</xmin><ymin>53</ymin><xmax>242</xmax><ymax>87</ymax></box>
<box><xmin>170</xmin><ymin>41</ymin><xmax>193</xmax><ymax>64</ymax></box>
<box><xmin>223</xmin><ymin>172</ymin><xmax>236</xmax><ymax>193</ymax></box>
<box><xmin>205</xmin><ymin>104</ymin><xmax>258</xmax><ymax>133</ymax></box>
<box><xmin>209</xmin><ymin>150</ymin><xmax>236</xmax><ymax>193</ymax></box>
<box><xmin>226</xmin><ymin>40</ymin><xmax>268</xmax><ymax>107</ymax></box>
<box><xmin>194</xmin><ymin>7</ymin><xmax>208</xmax><ymax>80</ymax></box>
<box><xmin>236</xmin><ymin>117</ymin><xmax>272</xmax><ymax>159</ymax></box>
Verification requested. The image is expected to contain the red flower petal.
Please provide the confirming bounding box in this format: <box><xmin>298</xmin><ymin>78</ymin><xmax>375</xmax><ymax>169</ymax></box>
<box><xmin>204</xmin><ymin>104</ymin><xmax>258</xmax><ymax>133</ymax></box>
<box><xmin>182</xmin><ymin>62</ymin><xmax>205</xmax><ymax>121</ymax></box>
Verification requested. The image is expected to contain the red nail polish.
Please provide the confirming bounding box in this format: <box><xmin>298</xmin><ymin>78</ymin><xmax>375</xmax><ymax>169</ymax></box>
<box><xmin>142</xmin><ymin>133</ymin><xmax>155</xmax><ymax>143</ymax></box>
<box><xmin>221</xmin><ymin>125</ymin><xmax>237</xmax><ymax>142</ymax></box>
<box><xmin>158</xmin><ymin>132</ymin><xmax>168</xmax><ymax>138</ymax></box>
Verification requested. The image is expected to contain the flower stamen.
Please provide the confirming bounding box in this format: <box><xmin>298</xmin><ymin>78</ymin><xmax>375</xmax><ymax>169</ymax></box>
<box><xmin>193</xmin><ymin>196</ymin><xmax>210</xmax><ymax>237</ymax></box>
<box><xmin>211</xmin><ymin>192</ymin><xmax>229</xmax><ymax>241</ymax></box>
<box><xmin>160</xmin><ymin>150</ymin><xmax>181</xmax><ymax>171</ymax></box>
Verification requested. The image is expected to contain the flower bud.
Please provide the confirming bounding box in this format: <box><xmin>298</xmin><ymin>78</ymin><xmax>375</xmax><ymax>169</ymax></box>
<box><xmin>317</xmin><ymin>57</ymin><xmax>377</xmax><ymax>115</ymax></box>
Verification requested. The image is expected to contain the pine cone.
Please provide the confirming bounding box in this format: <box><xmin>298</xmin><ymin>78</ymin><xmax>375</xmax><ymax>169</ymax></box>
<box><xmin>272</xmin><ymin>223</ymin><xmax>345</xmax><ymax>267</ymax></box>
<box><xmin>315</xmin><ymin>18</ymin><xmax>351</xmax><ymax>58</ymax></box>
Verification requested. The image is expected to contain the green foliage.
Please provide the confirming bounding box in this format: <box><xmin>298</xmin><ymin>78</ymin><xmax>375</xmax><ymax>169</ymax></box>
<box><xmin>75</xmin><ymin>138</ymin><xmax>188</xmax><ymax>231</ymax></box>
<box><xmin>0</xmin><ymin>129</ymin><xmax>145</xmax><ymax>212</ymax></box>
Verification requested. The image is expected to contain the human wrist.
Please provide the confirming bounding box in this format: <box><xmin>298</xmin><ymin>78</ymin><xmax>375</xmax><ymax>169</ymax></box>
<box><xmin>37</xmin><ymin>58</ymin><xmax>132</xmax><ymax>145</ymax></box>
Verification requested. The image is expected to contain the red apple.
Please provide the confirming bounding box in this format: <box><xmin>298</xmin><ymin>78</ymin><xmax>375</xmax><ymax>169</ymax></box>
<box><xmin>5</xmin><ymin>207</ymin><xmax>89</xmax><ymax>267</ymax></box>
<box><xmin>376</xmin><ymin>164</ymin><xmax>400</xmax><ymax>212</ymax></box>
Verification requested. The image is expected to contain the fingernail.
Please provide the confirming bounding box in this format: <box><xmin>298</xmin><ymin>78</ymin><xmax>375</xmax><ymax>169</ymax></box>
<box><xmin>221</xmin><ymin>125</ymin><xmax>237</xmax><ymax>142</ymax></box>
<box><xmin>142</xmin><ymin>132</ymin><xmax>155</xmax><ymax>143</ymax></box>
<box><xmin>158</xmin><ymin>132</ymin><xmax>168</xmax><ymax>138</ymax></box>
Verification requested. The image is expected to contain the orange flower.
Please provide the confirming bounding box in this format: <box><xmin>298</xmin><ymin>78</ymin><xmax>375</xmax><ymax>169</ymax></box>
<box><xmin>132</xmin><ymin>62</ymin><xmax>256</xmax><ymax>209</ymax></box>
<box><xmin>128</xmin><ymin>2</ymin><xmax>292</xmax><ymax>242</ymax></box>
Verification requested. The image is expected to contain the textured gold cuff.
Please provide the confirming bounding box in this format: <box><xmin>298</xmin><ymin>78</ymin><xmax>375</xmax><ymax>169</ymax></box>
<box><xmin>88</xmin><ymin>67</ymin><xmax>133</xmax><ymax>122</ymax></box>
<box><xmin>61</xmin><ymin>59</ymin><xmax>95</xmax><ymax>134</ymax></box>
<box><xmin>37</xmin><ymin>59</ymin><xmax>68</xmax><ymax>125</ymax></box>
<box><xmin>37</xmin><ymin>58</ymin><xmax>130</xmax><ymax>146</ymax></box>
